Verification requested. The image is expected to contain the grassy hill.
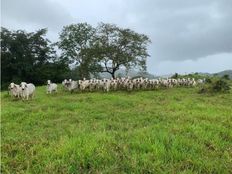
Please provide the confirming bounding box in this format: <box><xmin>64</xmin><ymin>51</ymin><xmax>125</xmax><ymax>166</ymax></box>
<box><xmin>1</xmin><ymin>86</ymin><xmax>232</xmax><ymax>173</ymax></box>
<box><xmin>214</xmin><ymin>70</ymin><xmax>232</xmax><ymax>79</ymax></box>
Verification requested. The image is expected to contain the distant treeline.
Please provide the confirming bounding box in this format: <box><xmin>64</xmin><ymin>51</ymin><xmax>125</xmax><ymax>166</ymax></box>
<box><xmin>171</xmin><ymin>72</ymin><xmax>232</xmax><ymax>80</ymax></box>
<box><xmin>1</xmin><ymin>23</ymin><xmax>151</xmax><ymax>90</ymax></box>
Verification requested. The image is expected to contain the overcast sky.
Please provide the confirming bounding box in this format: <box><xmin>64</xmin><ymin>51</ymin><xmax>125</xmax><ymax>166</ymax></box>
<box><xmin>2</xmin><ymin>0</ymin><xmax>232</xmax><ymax>75</ymax></box>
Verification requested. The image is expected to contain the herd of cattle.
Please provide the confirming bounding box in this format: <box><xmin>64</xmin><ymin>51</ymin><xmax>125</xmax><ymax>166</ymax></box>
<box><xmin>8</xmin><ymin>77</ymin><xmax>205</xmax><ymax>100</ymax></box>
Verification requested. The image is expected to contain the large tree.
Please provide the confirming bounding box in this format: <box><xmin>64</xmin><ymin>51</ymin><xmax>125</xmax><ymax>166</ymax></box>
<box><xmin>57</xmin><ymin>22</ymin><xmax>151</xmax><ymax>79</ymax></box>
<box><xmin>1</xmin><ymin>27</ymin><xmax>70</xmax><ymax>89</ymax></box>
<box><xmin>94</xmin><ymin>23</ymin><xmax>151</xmax><ymax>78</ymax></box>
<box><xmin>57</xmin><ymin>23</ymin><xmax>100</xmax><ymax>79</ymax></box>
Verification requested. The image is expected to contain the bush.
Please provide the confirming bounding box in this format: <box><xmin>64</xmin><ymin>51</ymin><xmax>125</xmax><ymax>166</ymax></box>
<box><xmin>222</xmin><ymin>74</ymin><xmax>230</xmax><ymax>80</ymax></box>
<box><xmin>212</xmin><ymin>79</ymin><xmax>230</xmax><ymax>92</ymax></box>
<box><xmin>199</xmin><ymin>79</ymin><xmax>230</xmax><ymax>94</ymax></box>
<box><xmin>205</xmin><ymin>78</ymin><xmax>212</xmax><ymax>83</ymax></box>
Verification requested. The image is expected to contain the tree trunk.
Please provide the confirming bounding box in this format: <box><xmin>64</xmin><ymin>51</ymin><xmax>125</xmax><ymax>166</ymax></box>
<box><xmin>111</xmin><ymin>72</ymin><xmax>115</xmax><ymax>79</ymax></box>
<box><xmin>111</xmin><ymin>68</ymin><xmax>118</xmax><ymax>79</ymax></box>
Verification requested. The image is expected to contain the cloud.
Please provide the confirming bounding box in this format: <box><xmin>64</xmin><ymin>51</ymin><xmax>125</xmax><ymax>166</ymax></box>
<box><xmin>153</xmin><ymin>53</ymin><xmax>232</xmax><ymax>75</ymax></box>
<box><xmin>120</xmin><ymin>0</ymin><xmax>232</xmax><ymax>61</ymax></box>
<box><xmin>2</xmin><ymin>0</ymin><xmax>73</xmax><ymax>31</ymax></box>
<box><xmin>1</xmin><ymin>0</ymin><xmax>232</xmax><ymax>74</ymax></box>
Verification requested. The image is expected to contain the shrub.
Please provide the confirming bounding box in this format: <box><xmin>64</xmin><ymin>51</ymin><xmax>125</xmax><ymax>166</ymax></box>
<box><xmin>222</xmin><ymin>74</ymin><xmax>230</xmax><ymax>80</ymax></box>
<box><xmin>212</xmin><ymin>79</ymin><xmax>230</xmax><ymax>92</ymax></box>
<box><xmin>205</xmin><ymin>78</ymin><xmax>212</xmax><ymax>83</ymax></box>
<box><xmin>199</xmin><ymin>79</ymin><xmax>230</xmax><ymax>94</ymax></box>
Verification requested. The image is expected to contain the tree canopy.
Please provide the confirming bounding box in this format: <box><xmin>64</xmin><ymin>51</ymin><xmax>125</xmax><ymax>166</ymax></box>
<box><xmin>57</xmin><ymin>22</ymin><xmax>151</xmax><ymax>78</ymax></box>
<box><xmin>94</xmin><ymin>23</ymin><xmax>151</xmax><ymax>78</ymax></box>
<box><xmin>57</xmin><ymin>23</ymin><xmax>100</xmax><ymax>79</ymax></box>
<box><xmin>1</xmin><ymin>27</ymin><xmax>70</xmax><ymax>89</ymax></box>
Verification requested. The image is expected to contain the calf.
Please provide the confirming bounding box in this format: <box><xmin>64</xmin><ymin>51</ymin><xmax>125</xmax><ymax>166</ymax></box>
<box><xmin>47</xmin><ymin>80</ymin><xmax>58</xmax><ymax>94</ymax></box>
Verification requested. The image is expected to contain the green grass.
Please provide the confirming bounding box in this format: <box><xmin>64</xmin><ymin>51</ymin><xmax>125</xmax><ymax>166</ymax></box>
<box><xmin>1</xmin><ymin>86</ymin><xmax>232</xmax><ymax>173</ymax></box>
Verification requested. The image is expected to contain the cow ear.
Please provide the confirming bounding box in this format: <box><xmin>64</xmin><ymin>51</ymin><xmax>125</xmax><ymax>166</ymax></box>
<box><xmin>14</xmin><ymin>84</ymin><xmax>17</xmax><ymax>87</ymax></box>
<box><xmin>8</xmin><ymin>85</ymin><xmax>11</xmax><ymax>89</ymax></box>
<box><xmin>25</xmin><ymin>84</ymin><xmax>27</xmax><ymax>88</ymax></box>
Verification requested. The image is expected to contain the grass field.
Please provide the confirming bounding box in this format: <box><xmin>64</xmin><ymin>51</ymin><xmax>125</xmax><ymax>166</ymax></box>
<box><xmin>1</xmin><ymin>86</ymin><xmax>232</xmax><ymax>173</ymax></box>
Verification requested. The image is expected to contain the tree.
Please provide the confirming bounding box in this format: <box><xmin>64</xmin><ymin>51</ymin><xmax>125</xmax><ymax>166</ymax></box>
<box><xmin>57</xmin><ymin>22</ymin><xmax>151</xmax><ymax>79</ymax></box>
<box><xmin>171</xmin><ymin>73</ymin><xmax>179</xmax><ymax>79</ymax></box>
<box><xmin>1</xmin><ymin>27</ymin><xmax>70</xmax><ymax>89</ymax></box>
<box><xmin>222</xmin><ymin>74</ymin><xmax>230</xmax><ymax>80</ymax></box>
<box><xmin>93</xmin><ymin>23</ymin><xmax>151</xmax><ymax>78</ymax></box>
<box><xmin>57</xmin><ymin>23</ymin><xmax>100</xmax><ymax>79</ymax></box>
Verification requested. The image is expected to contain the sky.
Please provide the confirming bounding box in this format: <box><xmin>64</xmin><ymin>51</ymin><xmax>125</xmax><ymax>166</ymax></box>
<box><xmin>1</xmin><ymin>0</ymin><xmax>232</xmax><ymax>75</ymax></box>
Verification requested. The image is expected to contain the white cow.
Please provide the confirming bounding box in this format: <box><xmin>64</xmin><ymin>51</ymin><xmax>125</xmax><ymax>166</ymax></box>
<box><xmin>20</xmin><ymin>82</ymin><xmax>36</xmax><ymax>100</ymax></box>
<box><xmin>47</xmin><ymin>80</ymin><xmax>58</xmax><ymax>94</ymax></box>
<box><xmin>79</xmin><ymin>80</ymin><xmax>90</xmax><ymax>91</ymax></box>
<box><xmin>66</xmin><ymin>80</ymin><xmax>78</xmax><ymax>92</ymax></box>
<box><xmin>127</xmin><ymin>80</ymin><xmax>134</xmax><ymax>91</ymax></box>
<box><xmin>62</xmin><ymin>79</ymin><xmax>67</xmax><ymax>87</ymax></box>
<box><xmin>9</xmin><ymin>82</ymin><xmax>21</xmax><ymax>98</ymax></box>
<box><xmin>103</xmin><ymin>79</ymin><xmax>111</xmax><ymax>92</ymax></box>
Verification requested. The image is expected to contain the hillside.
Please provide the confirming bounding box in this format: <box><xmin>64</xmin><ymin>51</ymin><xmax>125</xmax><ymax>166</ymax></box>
<box><xmin>1</xmin><ymin>86</ymin><xmax>232</xmax><ymax>173</ymax></box>
<box><xmin>213</xmin><ymin>70</ymin><xmax>232</xmax><ymax>79</ymax></box>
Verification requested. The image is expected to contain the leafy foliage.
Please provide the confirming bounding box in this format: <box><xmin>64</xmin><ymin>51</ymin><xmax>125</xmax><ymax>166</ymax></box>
<box><xmin>1</xmin><ymin>27</ymin><xmax>70</xmax><ymax>89</ymax></box>
<box><xmin>57</xmin><ymin>23</ymin><xmax>100</xmax><ymax>79</ymax></box>
<box><xmin>199</xmin><ymin>78</ymin><xmax>230</xmax><ymax>93</ymax></box>
<box><xmin>222</xmin><ymin>74</ymin><xmax>230</xmax><ymax>80</ymax></box>
<box><xmin>93</xmin><ymin>23</ymin><xmax>151</xmax><ymax>78</ymax></box>
<box><xmin>212</xmin><ymin>79</ymin><xmax>230</xmax><ymax>92</ymax></box>
<box><xmin>57</xmin><ymin>23</ymin><xmax>151</xmax><ymax>78</ymax></box>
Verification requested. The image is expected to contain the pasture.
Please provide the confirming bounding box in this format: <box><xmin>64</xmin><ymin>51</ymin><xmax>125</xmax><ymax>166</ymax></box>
<box><xmin>1</xmin><ymin>86</ymin><xmax>232</xmax><ymax>173</ymax></box>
